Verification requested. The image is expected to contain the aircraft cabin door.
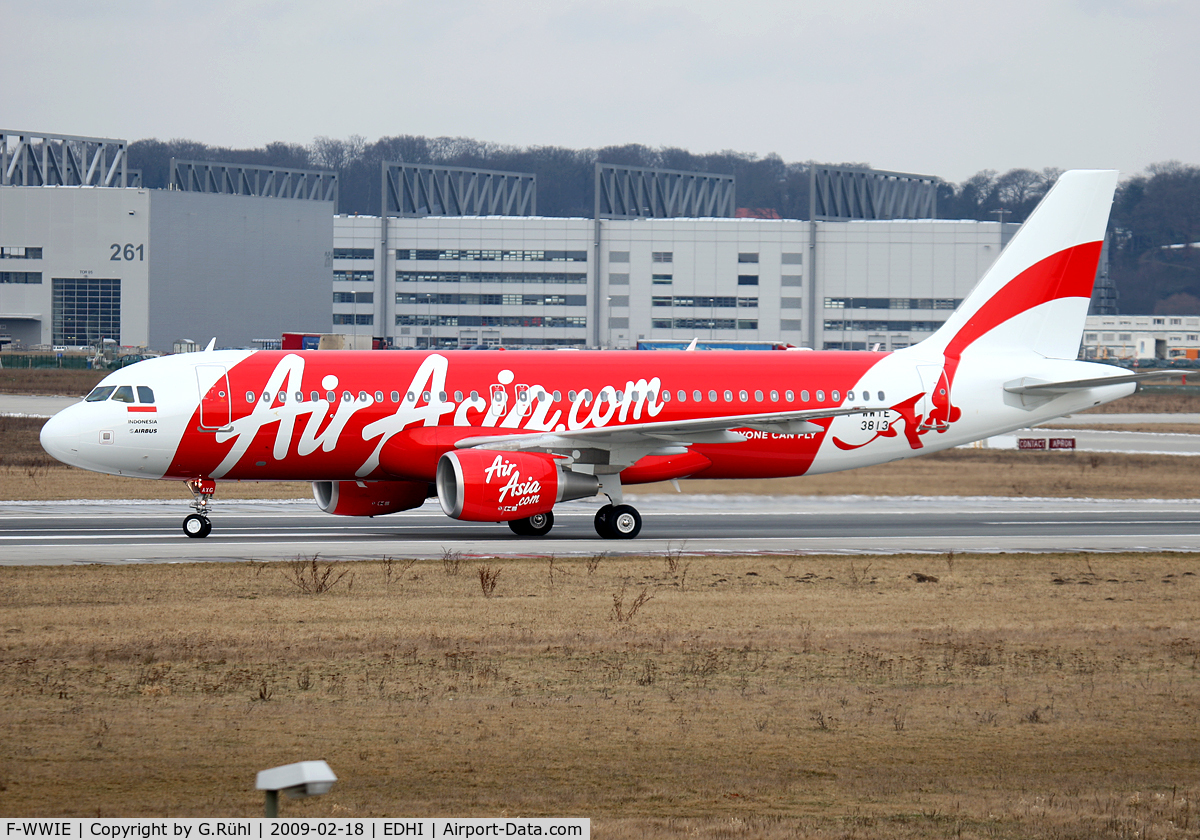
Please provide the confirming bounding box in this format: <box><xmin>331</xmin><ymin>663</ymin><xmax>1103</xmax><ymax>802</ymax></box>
<box><xmin>196</xmin><ymin>365</ymin><xmax>232</xmax><ymax>429</ymax></box>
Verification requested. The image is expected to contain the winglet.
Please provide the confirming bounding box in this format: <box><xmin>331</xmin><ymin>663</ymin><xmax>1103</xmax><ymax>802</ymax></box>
<box><xmin>685</xmin><ymin>338</ymin><xmax>698</xmax><ymax>352</ymax></box>
<box><xmin>203</xmin><ymin>338</ymin><xmax>216</xmax><ymax>353</ymax></box>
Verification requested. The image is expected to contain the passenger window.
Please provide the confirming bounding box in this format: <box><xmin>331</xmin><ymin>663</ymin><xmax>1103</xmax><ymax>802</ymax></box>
<box><xmin>785</xmin><ymin>390</ymin><xmax>795</xmax><ymax>401</ymax></box>
<box><xmin>877</xmin><ymin>391</ymin><xmax>886</xmax><ymax>401</ymax></box>
<box><xmin>311</xmin><ymin>391</ymin><xmax>319</xmax><ymax>402</ymax></box>
<box><xmin>343</xmin><ymin>392</ymin><xmax>352</xmax><ymax>402</ymax></box>
<box><xmin>375</xmin><ymin>391</ymin><xmax>384</xmax><ymax>403</ymax></box>
<box><xmin>754</xmin><ymin>390</ymin><xmax>763</xmax><ymax>401</ymax></box>
<box><xmin>800</xmin><ymin>390</ymin><xmax>809</xmax><ymax>402</ymax></box>
<box><xmin>678</xmin><ymin>390</ymin><xmax>686</xmax><ymax>402</ymax></box>
<box><xmin>739</xmin><ymin>390</ymin><xmax>748</xmax><ymax>402</ymax></box>
<box><xmin>552</xmin><ymin>390</ymin><xmax>561</xmax><ymax>402</ymax></box>
<box><xmin>261</xmin><ymin>392</ymin><xmax>271</xmax><ymax>403</ymax></box>
<box><xmin>816</xmin><ymin>390</ymin><xmax>825</xmax><ymax>402</ymax></box>
<box><xmin>582</xmin><ymin>390</ymin><xmax>593</xmax><ymax>402</ymax></box>
<box><xmin>708</xmin><ymin>390</ymin><xmax>718</xmax><ymax>402</ymax></box>
<box><xmin>137</xmin><ymin>386</ymin><xmax>155</xmax><ymax>404</ymax></box>
<box><xmin>391</xmin><ymin>391</ymin><xmax>400</xmax><ymax>403</ymax></box>
<box><xmin>724</xmin><ymin>390</ymin><xmax>733</xmax><ymax>402</ymax></box>
<box><xmin>326</xmin><ymin>391</ymin><xmax>335</xmax><ymax>402</ymax></box>
<box><xmin>247</xmin><ymin>391</ymin><xmax>256</xmax><ymax>403</ymax></box>
<box><xmin>112</xmin><ymin>385</ymin><xmax>136</xmax><ymax>403</ymax></box>
<box><xmin>693</xmin><ymin>390</ymin><xmax>702</xmax><ymax>402</ymax></box>
<box><xmin>454</xmin><ymin>390</ymin><xmax>463</xmax><ymax>402</ymax></box>
<box><xmin>407</xmin><ymin>392</ymin><xmax>416</xmax><ymax>402</ymax></box>
<box><xmin>662</xmin><ymin>390</ymin><xmax>671</xmax><ymax>402</ymax></box>
<box><xmin>86</xmin><ymin>386</ymin><xmax>116</xmax><ymax>402</ymax></box>
<box><xmin>471</xmin><ymin>390</ymin><xmax>480</xmax><ymax>400</ymax></box>
<box><xmin>568</xmin><ymin>390</ymin><xmax>578</xmax><ymax>401</ymax></box>
<box><xmin>359</xmin><ymin>391</ymin><xmax>369</xmax><ymax>402</ymax></box>
<box><xmin>422</xmin><ymin>391</ymin><xmax>431</xmax><ymax>402</ymax></box>
<box><xmin>294</xmin><ymin>392</ymin><xmax>303</xmax><ymax>403</ymax></box>
<box><xmin>770</xmin><ymin>390</ymin><xmax>779</xmax><ymax>402</ymax></box>
<box><xmin>832</xmin><ymin>390</ymin><xmax>841</xmax><ymax>402</ymax></box>
<box><xmin>278</xmin><ymin>391</ymin><xmax>287</xmax><ymax>403</ymax></box>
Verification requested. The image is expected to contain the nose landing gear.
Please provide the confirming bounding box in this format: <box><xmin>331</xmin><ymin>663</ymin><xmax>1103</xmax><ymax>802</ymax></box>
<box><xmin>183</xmin><ymin>478</ymin><xmax>216</xmax><ymax>539</ymax></box>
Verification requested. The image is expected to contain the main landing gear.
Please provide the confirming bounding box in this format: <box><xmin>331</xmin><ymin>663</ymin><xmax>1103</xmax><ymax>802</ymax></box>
<box><xmin>183</xmin><ymin>478</ymin><xmax>216</xmax><ymax>539</ymax></box>
<box><xmin>594</xmin><ymin>503</ymin><xmax>642</xmax><ymax>539</ymax></box>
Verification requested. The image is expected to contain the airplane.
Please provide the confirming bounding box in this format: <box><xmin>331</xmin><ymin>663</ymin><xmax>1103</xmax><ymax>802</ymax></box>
<box><xmin>40</xmin><ymin>169</ymin><xmax>1154</xmax><ymax>540</ymax></box>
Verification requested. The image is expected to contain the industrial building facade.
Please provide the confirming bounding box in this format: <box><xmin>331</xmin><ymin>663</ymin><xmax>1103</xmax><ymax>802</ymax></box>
<box><xmin>334</xmin><ymin>214</ymin><xmax>1009</xmax><ymax>352</ymax></box>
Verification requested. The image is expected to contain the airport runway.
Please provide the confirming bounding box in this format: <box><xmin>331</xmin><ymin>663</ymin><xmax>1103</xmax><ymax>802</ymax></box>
<box><xmin>4</xmin><ymin>495</ymin><xmax>1200</xmax><ymax>565</ymax></box>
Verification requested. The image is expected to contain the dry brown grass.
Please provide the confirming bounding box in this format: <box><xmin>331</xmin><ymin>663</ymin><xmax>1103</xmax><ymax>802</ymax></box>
<box><xmin>0</xmin><ymin>368</ymin><xmax>107</xmax><ymax>397</ymax></box>
<box><xmin>1</xmin><ymin>552</ymin><xmax>1198</xmax><ymax>837</ymax></box>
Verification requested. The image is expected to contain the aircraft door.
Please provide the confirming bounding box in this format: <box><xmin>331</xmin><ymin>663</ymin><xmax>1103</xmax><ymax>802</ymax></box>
<box><xmin>196</xmin><ymin>365</ymin><xmax>232</xmax><ymax>429</ymax></box>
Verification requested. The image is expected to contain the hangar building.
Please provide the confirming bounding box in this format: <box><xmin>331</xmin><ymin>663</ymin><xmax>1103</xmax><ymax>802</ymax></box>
<box><xmin>0</xmin><ymin>130</ymin><xmax>334</xmax><ymax>352</ymax></box>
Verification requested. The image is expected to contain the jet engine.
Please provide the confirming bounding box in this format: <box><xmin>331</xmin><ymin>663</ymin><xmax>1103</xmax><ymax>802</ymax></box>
<box><xmin>312</xmin><ymin>479</ymin><xmax>431</xmax><ymax>516</ymax></box>
<box><xmin>436</xmin><ymin>449</ymin><xmax>600</xmax><ymax>522</ymax></box>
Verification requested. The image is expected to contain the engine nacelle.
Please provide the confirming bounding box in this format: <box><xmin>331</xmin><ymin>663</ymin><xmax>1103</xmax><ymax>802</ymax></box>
<box><xmin>436</xmin><ymin>449</ymin><xmax>600</xmax><ymax>522</ymax></box>
<box><xmin>312</xmin><ymin>479</ymin><xmax>430</xmax><ymax>517</ymax></box>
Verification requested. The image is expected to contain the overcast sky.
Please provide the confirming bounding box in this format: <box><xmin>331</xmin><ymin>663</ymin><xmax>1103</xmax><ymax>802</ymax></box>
<box><xmin>5</xmin><ymin>0</ymin><xmax>1197</xmax><ymax>184</ymax></box>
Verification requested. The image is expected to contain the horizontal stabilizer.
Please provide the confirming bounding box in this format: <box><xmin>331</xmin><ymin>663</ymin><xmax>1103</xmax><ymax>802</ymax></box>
<box><xmin>1004</xmin><ymin>370</ymin><xmax>1176</xmax><ymax>395</ymax></box>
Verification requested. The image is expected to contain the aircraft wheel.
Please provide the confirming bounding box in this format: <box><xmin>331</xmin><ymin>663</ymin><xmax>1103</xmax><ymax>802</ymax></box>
<box><xmin>183</xmin><ymin>513</ymin><xmax>211</xmax><ymax>539</ymax></box>
<box><xmin>608</xmin><ymin>505</ymin><xmax>642</xmax><ymax>539</ymax></box>
<box><xmin>594</xmin><ymin>504</ymin><xmax>615</xmax><ymax>538</ymax></box>
<box><xmin>509</xmin><ymin>511</ymin><xmax>555</xmax><ymax>537</ymax></box>
<box><xmin>525</xmin><ymin>511</ymin><xmax>553</xmax><ymax>536</ymax></box>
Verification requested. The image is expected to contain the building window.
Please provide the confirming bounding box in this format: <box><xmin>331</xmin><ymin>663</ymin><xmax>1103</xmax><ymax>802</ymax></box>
<box><xmin>652</xmin><ymin>251</ymin><xmax>673</xmax><ymax>263</ymax></box>
<box><xmin>333</xmin><ymin>269</ymin><xmax>374</xmax><ymax>282</ymax></box>
<box><xmin>332</xmin><ymin>313</ymin><xmax>374</xmax><ymax>326</ymax></box>
<box><xmin>333</xmin><ymin>291</ymin><xmax>374</xmax><ymax>304</ymax></box>
<box><xmin>396</xmin><ymin>270</ymin><xmax>585</xmax><ymax>285</ymax></box>
<box><xmin>652</xmin><ymin>274</ymin><xmax>673</xmax><ymax>285</ymax></box>
<box><xmin>398</xmin><ymin>249</ymin><xmax>587</xmax><ymax>262</ymax></box>
<box><xmin>609</xmin><ymin>273</ymin><xmax>630</xmax><ymax>285</ymax></box>
<box><xmin>1119</xmin><ymin>333</ymin><xmax>1132</xmax><ymax>340</ymax></box>
<box><xmin>609</xmin><ymin>251</ymin><xmax>630</xmax><ymax>263</ymax></box>
<box><xmin>396</xmin><ymin>292</ymin><xmax>586</xmax><ymax>307</ymax></box>
<box><xmin>332</xmin><ymin>247</ymin><xmax>374</xmax><ymax>260</ymax></box>
<box><xmin>0</xmin><ymin>272</ymin><xmax>42</xmax><ymax>284</ymax></box>
<box><xmin>781</xmin><ymin>253</ymin><xmax>803</xmax><ymax>265</ymax></box>
<box><xmin>396</xmin><ymin>314</ymin><xmax>587</xmax><ymax>328</ymax></box>
<box><xmin>52</xmin><ymin>278</ymin><xmax>120</xmax><ymax>346</ymax></box>
<box><xmin>0</xmin><ymin>246</ymin><xmax>42</xmax><ymax>259</ymax></box>
<box><xmin>737</xmin><ymin>275</ymin><xmax>759</xmax><ymax>286</ymax></box>
<box><xmin>738</xmin><ymin>253</ymin><xmax>759</xmax><ymax>263</ymax></box>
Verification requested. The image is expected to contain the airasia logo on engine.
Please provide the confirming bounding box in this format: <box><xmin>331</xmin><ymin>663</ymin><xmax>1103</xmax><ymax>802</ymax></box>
<box><xmin>484</xmin><ymin>454</ymin><xmax>542</xmax><ymax>509</ymax></box>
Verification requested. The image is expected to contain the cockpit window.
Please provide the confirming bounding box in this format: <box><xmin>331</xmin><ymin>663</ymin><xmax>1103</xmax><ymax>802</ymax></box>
<box><xmin>137</xmin><ymin>386</ymin><xmax>155</xmax><ymax>404</ymax></box>
<box><xmin>111</xmin><ymin>385</ymin><xmax>136</xmax><ymax>404</ymax></box>
<box><xmin>85</xmin><ymin>386</ymin><xmax>116</xmax><ymax>402</ymax></box>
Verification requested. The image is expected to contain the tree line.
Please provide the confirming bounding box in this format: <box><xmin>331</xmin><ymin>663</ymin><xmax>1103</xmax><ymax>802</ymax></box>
<box><xmin>127</xmin><ymin>136</ymin><xmax>1200</xmax><ymax>315</ymax></box>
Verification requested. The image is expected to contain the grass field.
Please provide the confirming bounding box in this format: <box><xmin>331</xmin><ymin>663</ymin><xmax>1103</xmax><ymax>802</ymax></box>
<box><xmin>1</xmin><ymin>552</ymin><xmax>1198</xmax><ymax>837</ymax></box>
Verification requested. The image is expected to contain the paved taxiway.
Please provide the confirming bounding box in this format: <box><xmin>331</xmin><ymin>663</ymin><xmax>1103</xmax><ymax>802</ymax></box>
<box><xmin>4</xmin><ymin>495</ymin><xmax>1200</xmax><ymax>565</ymax></box>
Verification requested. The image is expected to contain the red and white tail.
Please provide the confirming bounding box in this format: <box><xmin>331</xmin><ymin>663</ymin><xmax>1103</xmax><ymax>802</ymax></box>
<box><xmin>917</xmin><ymin>169</ymin><xmax>1118</xmax><ymax>362</ymax></box>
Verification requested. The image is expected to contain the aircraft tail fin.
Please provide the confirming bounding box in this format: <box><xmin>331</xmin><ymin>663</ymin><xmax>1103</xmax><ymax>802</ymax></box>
<box><xmin>917</xmin><ymin>169</ymin><xmax>1118</xmax><ymax>362</ymax></box>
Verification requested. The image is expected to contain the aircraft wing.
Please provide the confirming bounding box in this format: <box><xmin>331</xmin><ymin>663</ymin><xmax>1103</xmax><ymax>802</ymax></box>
<box><xmin>1004</xmin><ymin>370</ymin><xmax>1178</xmax><ymax>395</ymax></box>
<box><xmin>453</xmin><ymin>404</ymin><xmax>871</xmax><ymax>458</ymax></box>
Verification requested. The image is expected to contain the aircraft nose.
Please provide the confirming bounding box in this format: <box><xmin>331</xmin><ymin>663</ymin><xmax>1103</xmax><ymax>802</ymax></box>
<box><xmin>39</xmin><ymin>408</ymin><xmax>81</xmax><ymax>466</ymax></box>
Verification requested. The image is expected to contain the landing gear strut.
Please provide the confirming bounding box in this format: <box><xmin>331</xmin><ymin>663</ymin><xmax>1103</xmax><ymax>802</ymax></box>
<box><xmin>183</xmin><ymin>478</ymin><xmax>216</xmax><ymax>539</ymax></box>
<box><xmin>508</xmin><ymin>510</ymin><xmax>554</xmax><ymax>537</ymax></box>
